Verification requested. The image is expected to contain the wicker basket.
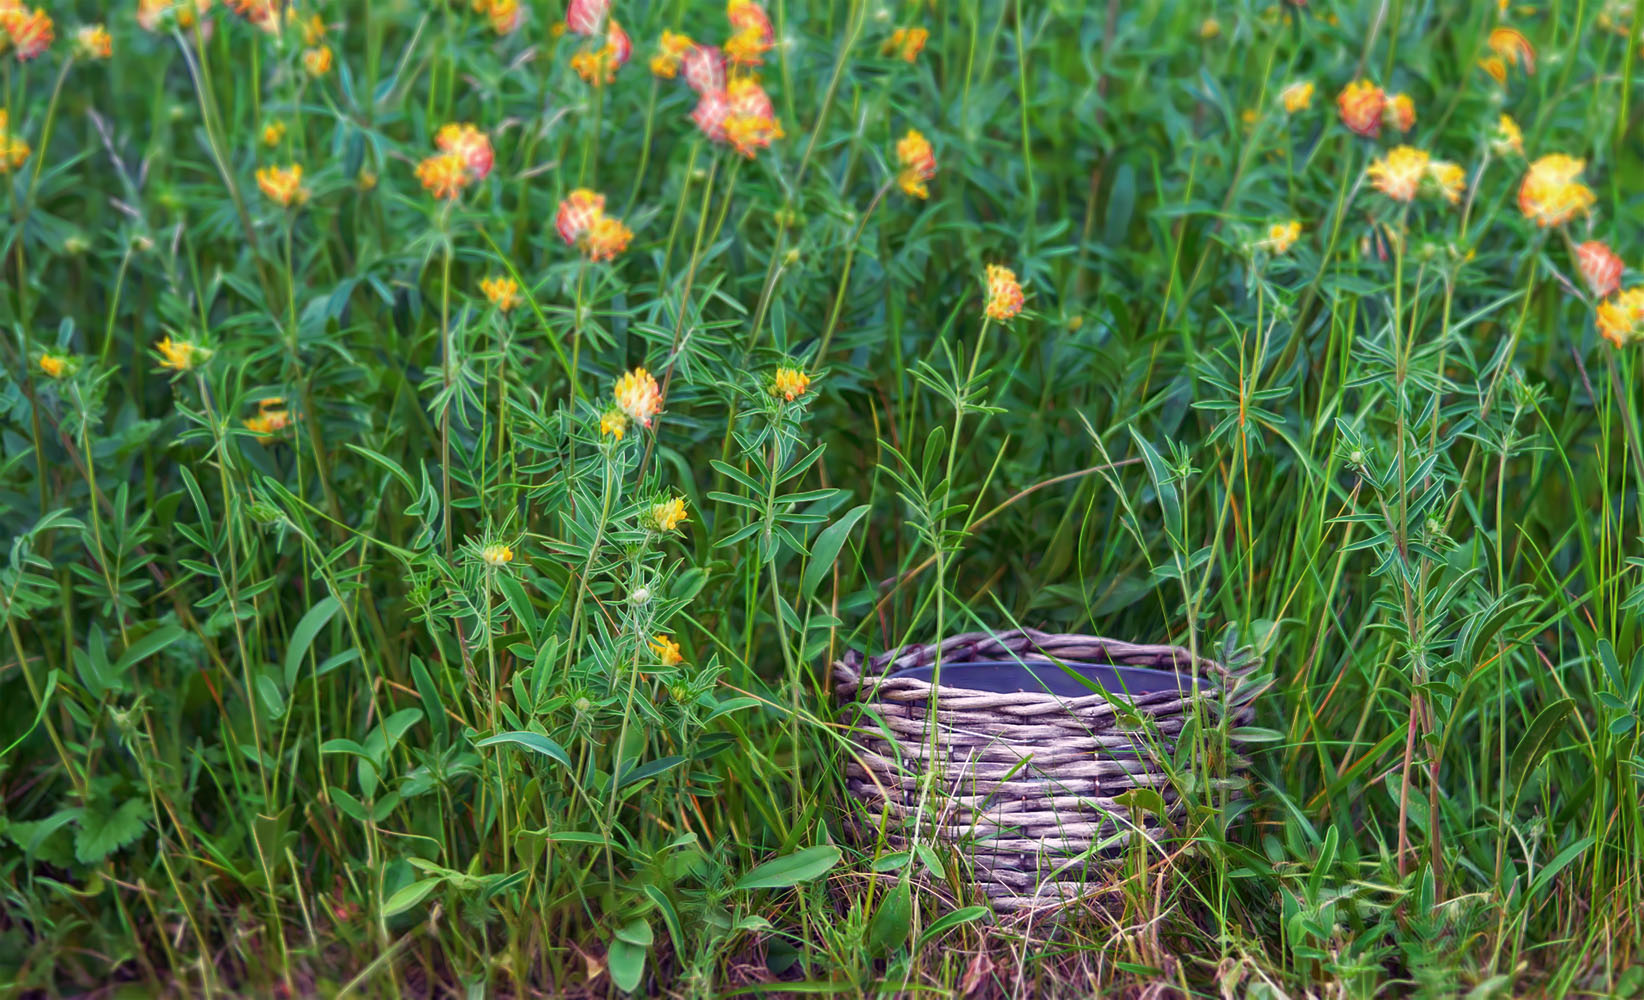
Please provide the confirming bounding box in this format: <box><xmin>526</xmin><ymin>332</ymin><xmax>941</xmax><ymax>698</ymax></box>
<box><xmin>833</xmin><ymin>627</ymin><xmax>1260</xmax><ymax>913</ymax></box>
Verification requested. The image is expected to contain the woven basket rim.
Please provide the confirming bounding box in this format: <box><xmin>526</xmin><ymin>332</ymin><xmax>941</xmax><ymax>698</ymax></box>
<box><xmin>833</xmin><ymin>627</ymin><xmax>1241</xmax><ymax>708</ymax></box>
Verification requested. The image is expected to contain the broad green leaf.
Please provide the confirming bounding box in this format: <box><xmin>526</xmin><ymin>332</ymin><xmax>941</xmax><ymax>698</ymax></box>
<box><xmin>735</xmin><ymin>845</ymin><xmax>842</xmax><ymax>890</ymax></box>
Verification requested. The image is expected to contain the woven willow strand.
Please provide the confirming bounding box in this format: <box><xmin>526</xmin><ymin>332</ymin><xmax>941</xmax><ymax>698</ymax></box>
<box><xmin>833</xmin><ymin>627</ymin><xmax>1258</xmax><ymax>913</ymax></box>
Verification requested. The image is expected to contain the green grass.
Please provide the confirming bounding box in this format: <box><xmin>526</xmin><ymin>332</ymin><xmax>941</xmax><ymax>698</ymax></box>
<box><xmin>3</xmin><ymin>0</ymin><xmax>1644</xmax><ymax>995</ymax></box>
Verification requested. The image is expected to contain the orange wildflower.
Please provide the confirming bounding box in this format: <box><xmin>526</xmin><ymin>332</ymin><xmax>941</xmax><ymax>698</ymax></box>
<box><xmin>416</xmin><ymin>152</ymin><xmax>471</xmax><ymax>200</ymax></box>
<box><xmin>302</xmin><ymin>45</ymin><xmax>333</xmax><ymax>76</ymax></box>
<box><xmin>584</xmin><ymin>214</ymin><xmax>633</xmax><ymax>261</ymax></box>
<box><xmin>480</xmin><ymin>275</ymin><xmax>522</xmax><ymax>311</ymax></box>
<box><xmin>2</xmin><ymin>6</ymin><xmax>53</xmax><ymax>60</ymax></box>
<box><xmin>1263</xmin><ymin>220</ymin><xmax>1302</xmax><ymax>254</ymax></box>
<box><xmin>256</xmin><ymin>164</ymin><xmax>309</xmax><ymax>206</ymax></box>
<box><xmin>436</xmin><ymin>123</ymin><xmax>494</xmax><ymax>180</ymax></box>
<box><xmin>555</xmin><ymin>188</ymin><xmax>606</xmax><ymax>244</ymax></box>
<box><xmin>1487</xmin><ymin>27</ymin><xmax>1535</xmax><ymax>75</ymax></box>
<box><xmin>895</xmin><ymin>129</ymin><xmax>936</xmax><ymax>199</ymax></box>
<box><xmin>722</xmin><ymin>77</ymin><xmax>782</xmax><ymax>158</ymax></box>
<box><xmin>1597</xmin><ymin>288</ymin><xmax>1644</xmax><ymax>347</ymax></box>
<box><xmin>1336</xmin><ymin>80</ymin><xmax>1385</xmax><ymax>138</ymax></box>
<box><xmin>885</xmin><ymin>26</ymin><xmax>928</xmax><ymax>62</ymax></box>
<box><xmin>1384</xmin><ymin>93</ymin><xmax>1415</xmax><ymax>133</ymax></box>
<box><xmin>984</xmin><ymin>265</ymin><xmax>1024</xmax><ymax>322</ymax></box>
<box><xmin>486</xmin><ymin>0</ymin><xmax>524</xmax><ymax>35</ymax></box>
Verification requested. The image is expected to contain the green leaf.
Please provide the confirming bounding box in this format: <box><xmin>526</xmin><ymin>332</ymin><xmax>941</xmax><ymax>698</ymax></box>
<box><xmin>1527</xmin><ymin>836</ymin><xmax>1594</xmax><ymax>899</ymax></box>
<box><xmin>383</xmin><ymin>878</ymin><xmax>442</xmax><ymax>917</ymax></box>
<box><xmin>801</xmin><ymin>504</ymin><xmax>869</xmax><ymax>600</ymax></box>
<box><xmin>866</xmin><ymin>878</ymin><xmax>912</xmax><ymax>956</ymax></box>
<box><xmin>476</xmin><ymin>730</ymin><xmax>572</xmax><ymax>769</ymax></box>
<box><xmin>918</xmin><ymin>905</ymin><xmax>988</xmax><ymax>945</ymax></box>
<box><xmin>116</xmin><ymin>624</ymin><xmax>187</xmax><ymax>674</ymax></box>
<box><xmin>284</xmin><ymin>597</ymin><xmax>342</xmax><ymax>688</ymax></box>
<box><xmin>1509</xmin><ymin>698</ymin><xmax>1574</xmax><ymax>798</ymax></box>
<box><xmin>735</xmin><ymin>845</ymin><xmax>842</xmax><ymax>890</ymax></box>
<box><xmin>607</xmin><ymin>938</ymin><xmax>646</xmax><ymax>993</ymax></box>
<box><xmin>74</xmin><ymin>798</ymin><xmax>151</xmax><ymax>864</ymax></box>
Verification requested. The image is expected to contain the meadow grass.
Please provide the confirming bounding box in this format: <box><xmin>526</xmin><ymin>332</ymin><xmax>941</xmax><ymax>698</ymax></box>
<box><xmin>3</xmin><ymin>0</ymin><xmax>1644</xmax><ymax>996</ymax></box>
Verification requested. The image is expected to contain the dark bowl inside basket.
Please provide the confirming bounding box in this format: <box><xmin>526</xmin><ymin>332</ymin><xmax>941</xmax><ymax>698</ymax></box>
<box><xmin>883</xmin><ymin>659</ymin><xmax>1198</xmax><ymax>699</ymax></box>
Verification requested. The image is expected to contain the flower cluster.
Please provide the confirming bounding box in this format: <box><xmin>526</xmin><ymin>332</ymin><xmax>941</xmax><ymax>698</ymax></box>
<box><xmin>1581</xmin><ymin>242</ymin><xmax>1642</xmax><ymax>348</ymax></box>
<box><xmin>884</xmin><ymin>26</ymin><xmax>928</xmax><ymax>62</ymax></box>
<box><xmin>1517</xmin><ymin>154</ymin><xmax>1594</xmax><ymax>228</ymax></box>
<box><xmin>771</xmin><ymin>366</ymin><xmax>811</xmax><ymax>401</ymax></box>
<box><xmin>566</xmin><ymin>0</ymin><xmax>630</xmax><ymax>84</ymax></box>
<box><xmin>1335</xmin><ymin>80</ymin><xmax>1415</xmax><ymax>138</ymax></box>
<box><xmin>1</xmin><ymin>3</ymin><xmax>53</xmax><ymax>61</ymax></box>
<box><xmin>614</xmin><ymin>367</ymin><xmax>662</xmax><ymax>428</ymax></box>
<box><xmin>474</xmin><ymin>0</ymin><xmax>524</xmax><ymax>35</ymax></box>
<box><xmin>256</xmin><ymin>163</ymin><xmax>309</xmax><ymax>206</ymax></box>
<box><xmin>244</xmin><ymin>398</ymin><xmax>293</xmax><ymax>439</ymax></box>
<box><xmin>74</xmin><ymin>24</ymin><xmax>112</xmax><ymax>60</ymax></box>
<box><xmin>896</xmin><ymin>129</ymin><xmax>936</xmax><ymax>199</ymax></box>
<box><xmin>649</xmin><ymin>3</ymin><xmax>784</xmax><ymax>159</ymax></box>
<box><xmin>555</xmin><ymin>188</ymin><xmax>633</xmax><ymax>261</ymax></box>
<box><xmin>480</xmin><ymin>275</ymin><xmax>522</xmax><ymax>312</ymax></box>
<box><xmin>155</xmin><ymin>336</ymin><xmax>209</xmax><ymax>372</ymax></box>
<box><xmin>984</xmin><ymin>265</ymin><xmax>1024</xmax><ymax>322</ymax></box>
<box><xmin>416</xmin><ymin>123</ymin><xmax>494</xmax><ymax>200</ymax></box>
<box><xmin>1480</xmin><ymin>26</ymin><xmax>1535</xmax><ymax>85</ymax></box>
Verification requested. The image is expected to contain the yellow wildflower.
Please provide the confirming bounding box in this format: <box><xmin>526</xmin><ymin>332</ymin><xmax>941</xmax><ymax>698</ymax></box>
<box><xmin>895</xmin><ymin>128</ymin><xmax>937</xmax><ymax>199</ymax></box>
<box><xmin>614</xmin><ymin>367</ymin><xmax>662</xmax><ymax>427</ymax></box>
<box><xmin>1428</xmin><ymin>160</ymin><xmax>1466</xmax><ymax>204</ymax></box>
<box><xmin>416</xmin><ymin>152</ymin><xmax>471</xmax><ymax>200</ymax></box>
<box><xmin>600</xmin><ymin>408</ymin><xmax>628</xmax><ymax>441</ymax></box>
<box><xmin>1280</xmin><ymin>81</ymin><xmax>1314</xmax><ymax>113</ymax></box>
<box><xmin>155</xmin><ymin>336</ymin><xmax>207</xmax><ymax>371</ymax></box>
<box><xmin>38</xmin><ymin>353</ymin><xmax>68</xmax><ymax>378</ymax></box>
<box><xmin>262</xmin><ymin>120</ymin><xmax>286</xmax><ymax>147</ymax></box>
<box><xmin>1597</xmin><ymin>288</ymin><xmax>1644</xmax><ymax>347</ymax></box>
<box><xmin>772</xmin><ymin>367</ymin><xmax>811</xmax><ymax>401</ymax></box>
<box><xmin>650</xmin><ymin>29</ymin><xmax>693</xmax><ymax>77</ymax></box>
<box><xmin>1491</xmin><ymin>115</ymin><xmax>1523</xmax><ymax>156</ymax></box>
<box><xmin>650</xmin><ymin>634</ymin><xmax>684</xmax><ymax>666</ymax></box>
<box><xmin>480</xmin><ymin>276</ymin><xmax>521</xmax><ymax>312</ymax></box>
<box><xmin>302</xmin><ymin>44</ymin><xmax>333</xmax><ymax>76</ymax></box>
<box><xmin>884</xmin><ymin>26</ymin><xmax>928</xmax><ymax>61</ymax></box>
<box><xmin>647</xmin><ymin>497</ymin><xmax>689</xmax><ymax>533</ymax></box>
<box><xmin>481</xmin><ymin>543</ymin><xmax>514</xmax><ymax>566</ymax></box>
<box><xmin>256</xmin><ymin>164</ymin><xmax>308</xmax><ymax>206</ymax></box>
<box><xmin>1384</xmin><ymin>93</ymin><xmax>1416</xmax><ymax>133</ymax></box>
<box><xmin>1487</xmin><ymin>26</ymin><xmax>1536</xmax><ymax>75</ymax></box>
<box><xmin>1367</xmin><ymin>145</ymin><xmax>1430</xmax><ymax>202</ymax></box>
<box><xmin>1263</xmin><ymin>220</ymin><xmax>1302</xmax><ymax>254</ymax></box>
<box><xmin>984</xmin><ymin>264</ymin><xmax>1024</xmax><ymax>321</ymax></box>
<box><xmin>1518</xmin><ymin>154</ymin><xmax>1595</xmax><ymax>227</ymax></box>
<box><xmin>584</xmin><ymin>214</ymin><xmax>633</xmax><ymax>261</ymax></box>
<box><xmin>74</xmin><ymin>24</ymin><xmax>112</xmax><ymax>59</ymax></box>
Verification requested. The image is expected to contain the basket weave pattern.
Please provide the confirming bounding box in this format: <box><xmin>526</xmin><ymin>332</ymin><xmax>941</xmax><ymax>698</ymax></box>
<box><xmin>833</xmin><ymin>628</ymin><xmax>1257</xmax><ymax>913</ymax></box>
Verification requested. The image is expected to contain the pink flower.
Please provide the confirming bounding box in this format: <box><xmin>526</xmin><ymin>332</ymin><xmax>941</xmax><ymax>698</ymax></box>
<box><xmin>690</xmin><ymin>90</ymin><xmax>731</xmax><ymax>141</ymax></box>
<box><xmin>682</xmin><ymin>44</ymin><xmax>726</xmax><ymax>94</ymax></box>
<box><xmin>556</xmin><ymin>189</ymin><xmax>606</xmax><ymax>245</ymax></box>
<box><xmin>565</xmin><ymin>0</ymin><xmax>608</xmax><ymax>35</ymax></box>
<box><xmin>1577</xmin><ymin>241</ymin><xmax>1625</xmax><ymax>299</ymax></box>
